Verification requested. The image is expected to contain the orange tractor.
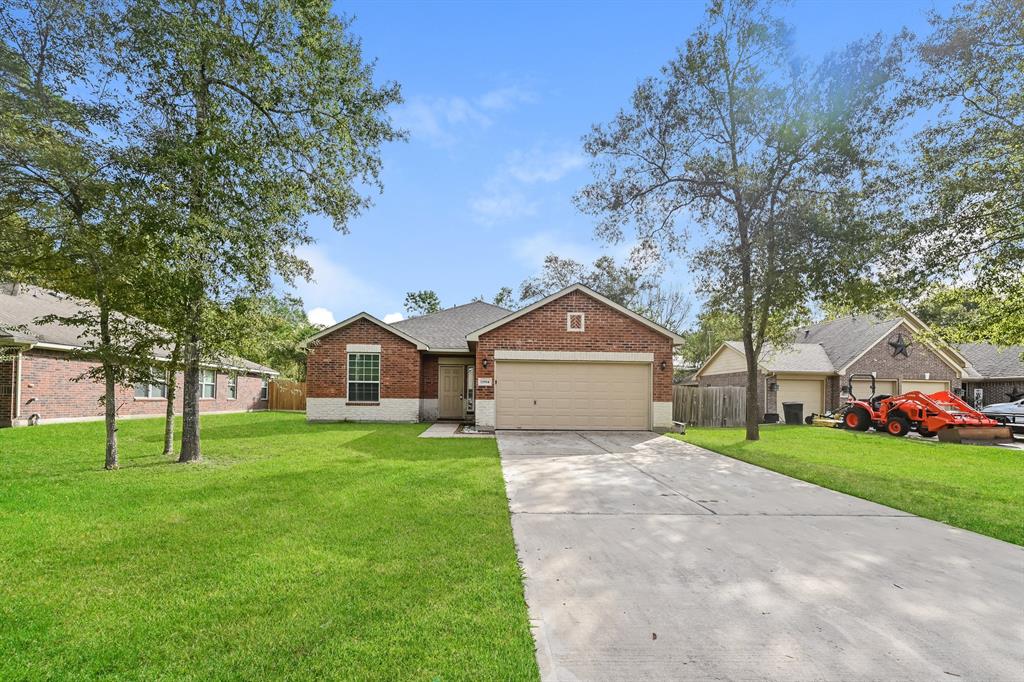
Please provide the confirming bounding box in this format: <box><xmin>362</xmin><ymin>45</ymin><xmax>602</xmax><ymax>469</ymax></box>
<box><xmin>840</xmin><ymin>374</ymin><xmax>1014</xmax><ymax>444</ymax></box>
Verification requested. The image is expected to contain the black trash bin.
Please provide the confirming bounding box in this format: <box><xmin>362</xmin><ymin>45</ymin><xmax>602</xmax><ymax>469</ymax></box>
<box><xmin>781</xmin><ymin>402</ymin><xmax>803</xmax><ymax>425</ymax></box>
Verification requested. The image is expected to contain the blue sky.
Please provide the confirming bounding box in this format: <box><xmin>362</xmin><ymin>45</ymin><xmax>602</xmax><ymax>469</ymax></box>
<box><xmin>291</xmin><ymin>0</ymin><xmax>953</xmax><ymax>327</ymax></box>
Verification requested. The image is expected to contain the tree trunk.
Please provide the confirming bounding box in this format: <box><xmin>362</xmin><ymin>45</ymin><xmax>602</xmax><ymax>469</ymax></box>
<box><xmin>743</xmin><ymin>344</ymin><xmax>761</xmax><ymax>442</ymax></box>
<box><xmin>177</xmin><ymin>333</ymin><xmax>202</xmax><ymax>463</ymax></box>
<box><xmin>163</xmin><ymin>343</ymin><xmax>180</xmax><ymax>456</ymax></box>
<box><xmin>99</xmin><ymin>305</ymin><xmax>119</xmax><ymax>469</ymax></box>
<box><xmin>103</xmin><ymin>365</ymin><xmax>119</xmax><ymax>469</ymax></box>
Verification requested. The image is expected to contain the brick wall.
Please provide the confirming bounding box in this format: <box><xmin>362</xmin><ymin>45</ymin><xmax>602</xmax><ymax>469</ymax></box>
<box><xmin>420</xmin><ymin>355</ymin><xmax>438</xmax><ymax>399</ymax></box>
<box><xmin>306</xmin><ymin>317</ymin><xmax>420</xmax><ymax>401</ymax></box>
<box><xmin>13</xmin><ymin>349</ymin><xmax>268</xmax><ymax>424</ymax></box>
<box><xmin>843</xmin><ymin>322</ymin><xmax>961</xmax><ymax>408</ymax></box>
<box><xmin>475</xmin><ymin>290</ymin><xmax>675</xmax><ymax>403</ymax></box>
<box><xmin>963</xmin><ymin>380</ymin><xmax>1024</xmax><ymax>408</ymax></box>
<box><xmin>0</xmin><ymin>353</ymin><xmax>14</xmax><ymax>426</ymax></box>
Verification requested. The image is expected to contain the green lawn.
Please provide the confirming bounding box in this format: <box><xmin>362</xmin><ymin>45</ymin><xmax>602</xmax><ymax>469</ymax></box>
<box><xmin>673</xmin><ymin>425</ymin><xmax>1024</xmax><ymax>545</ymax></box>
<box><xmin>0</xmin><ymin>413</ymin><xmax>538</xmax><ymax>680</ymax></box>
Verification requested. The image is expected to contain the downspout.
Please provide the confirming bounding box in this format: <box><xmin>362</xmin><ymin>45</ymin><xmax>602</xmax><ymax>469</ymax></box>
<box><xmin>14</xmin><ymin>349</ymin><xmax>22</xmax><ymax>420</ymax></box>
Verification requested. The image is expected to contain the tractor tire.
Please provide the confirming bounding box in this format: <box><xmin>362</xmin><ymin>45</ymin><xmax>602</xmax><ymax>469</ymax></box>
<box><xmin>886</xmin><ymin>416</ymin><xmax>911</xmax><ymax>437</ymax></box>
<box><xmin>844</xmin><ymin>406</ymin><xmax>871</xmax><ymax>431</ymax></box>
<box><xmin>917</xmin><ymin>426</ymin><xmax>937</xmax><ymax>438</ymax></box>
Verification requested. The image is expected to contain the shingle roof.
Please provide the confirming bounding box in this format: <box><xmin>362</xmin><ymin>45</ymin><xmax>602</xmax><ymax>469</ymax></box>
<box><xmin>725</xmin><ymin>340</ymin><xmax>836</xmax><ymax>373</ymax></box>
<box><xmin>792</xmin><ymin>314</ymin><xmax>902</xmax><ymax>370</ymax></box>
<box><xmin>391</xmin><ymin>301</ymin><xmax>510</xmax><ymax>351</ymax></box>
<box><xmin>957</xmin><ymin>343</ymin><xmax>1024</xmax><ymax>379</ymax></box>
<box><xmin>0</xmin><ymin>284</ymin><xmax>277</xmax><ymax>374</ymax></box>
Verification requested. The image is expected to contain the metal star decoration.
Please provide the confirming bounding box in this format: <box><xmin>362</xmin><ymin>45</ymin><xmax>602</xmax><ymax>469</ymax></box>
<box><xmin>888</xmin><ymin>332</ymin><xmax>911</xmax><ymax>358</ymax></box>
<box><xmin>1007</xmin><ymin>387</ymin><xmax>1024</xmax><ymax>402</ymax></box>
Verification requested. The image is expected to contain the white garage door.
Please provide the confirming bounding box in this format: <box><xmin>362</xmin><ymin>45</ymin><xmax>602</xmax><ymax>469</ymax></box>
<box><xmin>776</xmin><ymin>378</ymin><xmax>824</xmax><ymax>420</ymax></box>
<box><xmin>495</xmin><ymin>361</ymin><xmax>649</xmax><ymax>430</ymax></box>
<box><xmin>901</xmin><ymin>379</ymin><xmax>949</xmax><ymax>395</ymax></box>
<box><xmin>850</xmin><ymin>378</ymin><xmax>897</xmax><ymax>399</ymax></box>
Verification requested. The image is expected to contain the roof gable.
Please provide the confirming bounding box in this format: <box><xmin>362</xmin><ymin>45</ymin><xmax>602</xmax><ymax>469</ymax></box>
<box><xmin>302</xmin><ymin>312</ymin><xmax>428</xmax><ymax>349</ymax></box>
<box><xmin>465</xmin><ymin>284</ymin><xmax>686</xmax><ymax>344</ymax></box>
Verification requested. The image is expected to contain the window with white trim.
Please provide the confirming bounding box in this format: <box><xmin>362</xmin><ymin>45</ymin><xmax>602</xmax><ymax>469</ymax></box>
<box><xmin>260</xmin><ymin>377</ymin><xmax>269</xmax><ymax>401</ymax></box>
<box><xmin>567</xmin><ymin>312</ymin><xmax>585</xmax><ymax>332</ymax></box>
<box><xmin>227</xmin><ymin>374</ymin><xmax>238</xmax><ymax>400</ymax></box>
<box><xmin>134</xmin><ymin>372</ymin><xmax>168</xmax><ymax>399</ymax></box>
<box><xmin>200</xmin><ymin>369</ymin><xmax>217</xmax><ymax>398</ymax></box>
<box><xmin>347</xmin><ymin>353</ymin><xmax>380</xmax><ymax>402</ymax></box>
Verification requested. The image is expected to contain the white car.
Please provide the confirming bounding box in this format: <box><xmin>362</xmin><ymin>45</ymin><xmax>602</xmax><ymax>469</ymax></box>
<box><xmin>981</xmin><ymin>398</ymin><xmax>1024</xmax><ymax>433</ymax></box>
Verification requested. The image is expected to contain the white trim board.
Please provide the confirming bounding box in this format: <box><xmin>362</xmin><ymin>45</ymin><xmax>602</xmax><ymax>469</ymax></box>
<box><xmin>494</xmin><ymin>350</ymin><xmax>654</xmax><ymax>362</ymax></box>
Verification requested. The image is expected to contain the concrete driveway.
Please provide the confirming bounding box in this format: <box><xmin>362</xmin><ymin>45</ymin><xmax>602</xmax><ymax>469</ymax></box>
<box><xmin>498</xmin><ymin>430</ymin><xmax>1024</xmax><ymax>681</ymax></box>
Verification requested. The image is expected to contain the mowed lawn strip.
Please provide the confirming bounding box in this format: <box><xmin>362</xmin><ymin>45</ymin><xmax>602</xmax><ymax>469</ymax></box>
<box><xmin>0</xmin><ymin>412</ymin><xmax>538</xmax><ymax>680</ymax></box>
<box><xmin>673</xmin><ymin>425</ymin><xmax>1024</xmax><ymax>546</ymax></box>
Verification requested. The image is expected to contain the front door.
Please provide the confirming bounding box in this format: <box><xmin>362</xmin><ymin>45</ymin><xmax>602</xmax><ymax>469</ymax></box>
<box><xmin>439</xmin><ymin>365</ymin><xmax>464</xmax><ymax>419</ymax></box>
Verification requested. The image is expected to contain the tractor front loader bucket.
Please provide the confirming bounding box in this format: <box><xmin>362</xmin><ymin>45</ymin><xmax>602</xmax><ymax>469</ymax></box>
<box><xmin>937</xmin><ymin>425</ymin><xmax>1015</xmax><ymax>445</ymax></box>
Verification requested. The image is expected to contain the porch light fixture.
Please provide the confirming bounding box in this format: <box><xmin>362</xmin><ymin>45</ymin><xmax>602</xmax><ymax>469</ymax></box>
<box><xmin>659</xmin><ymin>360</ymin><xmax>667</xmax><ymax>371</ymax></box>
<box><xmin>482</xmin><ymin>358</ymin><xmax>489</xmax><ymax>368</ymax></box>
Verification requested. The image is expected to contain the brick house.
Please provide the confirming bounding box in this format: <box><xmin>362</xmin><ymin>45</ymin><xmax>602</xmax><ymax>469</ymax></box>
<box><xmin>303</xmin><ymin>284</ymin><xmax>684</xmax><ymax>430</ymax></box>
<box><xmin>0</xmin><ymin>284</ymin><xmax>277</xmax><ymax>427</ymax></box>
<box><xmin>958</xmin><ymin>343</ymin><xmax>1024</xmax><ymax>408</ymax></box>
<box><xmin>694</xmin><ymin>311</ymin><xmax>1021</xmax><ymax>421</ymax></box>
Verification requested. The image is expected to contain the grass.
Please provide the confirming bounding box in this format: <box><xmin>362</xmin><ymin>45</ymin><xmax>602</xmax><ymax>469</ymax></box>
<box><xmin>672</xmin><ymin>425</ymin><xmax>1024</xmax><ymax>545</ymax></box>
<box><xmin>0</xmin><ymin>412</ymin><xmax>538</xmax><ymax>681</ymax></box>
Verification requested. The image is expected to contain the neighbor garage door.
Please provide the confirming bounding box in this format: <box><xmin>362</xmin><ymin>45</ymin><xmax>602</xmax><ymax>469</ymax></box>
<box><xmin>900</xmin><ymin>379</ymin><xmax>950</xmax><ymax>394</ymax></box>
<box><xmin>850</xmin><ymin>378</ymin><xmax>897</xmax><ymax>399</ymax></box>
<box><xmin>495</xmin><ymin>361</ymin><xmax>649</xmax><ymax>430</ymax></box>
<box><xmin>776</xmin><ymin>378</ymin><xmax>824</xmax><ymax>420</ymax></box>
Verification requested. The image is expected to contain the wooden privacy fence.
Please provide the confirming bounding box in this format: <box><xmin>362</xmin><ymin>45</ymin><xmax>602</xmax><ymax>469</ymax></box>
<box><xmin>268</xmin><ymin>379</ymin><xmax>306</xmax><ymax>412</ymax></box>
<box><xmin>672</xmin><ymin>385</ymin><xmax>746</xmax><ymax>427</ymax></box>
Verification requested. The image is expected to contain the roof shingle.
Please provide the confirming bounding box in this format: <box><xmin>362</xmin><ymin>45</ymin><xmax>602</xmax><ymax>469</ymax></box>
<box><xmin>390</xmin><ymin>301</ymin><xmax>510</xmax><ymax>351</ymax></box>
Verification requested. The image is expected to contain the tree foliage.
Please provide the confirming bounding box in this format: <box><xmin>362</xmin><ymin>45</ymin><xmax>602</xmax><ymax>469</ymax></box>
<box><xmin>576</xmin><ymin>0</ymin><xmax>908</xmax><ymax>439</ymax></box>
<box><xmin>118</xmin><ymin>0</ymin><xmax>402</xmax><ymax>461</ymax></box>
<box><xmin>518</xmin><ymin>253</ymin><xmax>692</xmax><ymax>333</ymax></box>
<box><xmin>880</xmin><ymin>0</ymin><xmax>1023</xmax><ymax>348</ymax></box>
<box><xmin>677</xmin><ymin>309</ymin><xmax>742</xmax><ymax>367</ymax></box>
<box><xmin>0</xmin><ymin>0</ymin><xmax>162</xmax><ymax>469</ymax></box>
<box><xmin>404</xmin><ymin>290</ymin><xmax>441</xmax><ymax>316</ymax></box>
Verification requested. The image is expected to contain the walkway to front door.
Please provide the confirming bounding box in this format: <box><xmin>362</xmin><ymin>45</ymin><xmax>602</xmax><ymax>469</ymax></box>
<box><xmin>497</xmin><ymin>430</ymin><xmax>1023</xmax><ymax>681</ymax></box>
<box><xmin>439</xmin><ymin>365</ymin><xmax>464</xmax><ymax>419</ymax></box>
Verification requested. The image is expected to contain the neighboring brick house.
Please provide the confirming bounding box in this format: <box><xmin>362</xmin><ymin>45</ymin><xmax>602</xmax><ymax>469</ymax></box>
<box><xmin>0</xmin><ymin>284</ymin><xmax>276</xmax><ymax>427</ymax></box>
<box><xmin>304</xmin><ymin>284</ymin><xmax>684</xmax><ymax>430</ymax></box>
<box><xmin>958</xmin><ymin>343</ymin><xmax>1024</xmax><ymax>408</ymax></box>
<box><xmin>694</xmin><ymin>312</ymin><xmax>974</xmax><ymax>422</ymax></box>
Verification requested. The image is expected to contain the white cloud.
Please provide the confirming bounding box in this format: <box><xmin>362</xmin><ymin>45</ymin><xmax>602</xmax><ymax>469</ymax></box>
<box><xmin>307</xmin><ymin>307</ymin><xmax>337</xmax><ymax>327</ymax></box>
<box><xmin>394</xmin><ymin>96</ymin><xmax>491</xmax><ymax>146</ymax></box>
<box><xmin>393</xmin><ymin>86</ymin><xmax>537</xmax><ymax>146</ymax></box>
<box><xmin>505</xmin><ymin>147</ymin><xmax>586</xmax><ymax>184</ymax></box>
<box><xmin>291</xmin><ymin>245</ymin><xmax>385</xmax><ymax>316</ymax></box>
<box><xmin>382</xmin><ymin>312</ymin><xmax>405</xmax><ymax>323</ymax></box>
<box><xmin>511</xmin><ymin>231</ymin><xmax>603</xmax><ymax>268</ymax></box>
<box><xmin>470</xmin><ymin>183</ymin><xmax>538</xmax><ymax>224</ymax></box>
<box><xmin>470</xmin><ymin>144</ymin><xmax>585</xmax><ymax>224</ymax></box>
<box><xmin>477</xmin><ymin>86</ymin><xmax>536</xmax><ymax>111</ymax></box>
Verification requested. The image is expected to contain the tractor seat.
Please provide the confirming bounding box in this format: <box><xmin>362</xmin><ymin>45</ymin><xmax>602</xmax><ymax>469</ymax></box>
<box><xmin>871</xmin><ymin>394</ymin><xmax>891</xmax><ymax>409</ymax></box>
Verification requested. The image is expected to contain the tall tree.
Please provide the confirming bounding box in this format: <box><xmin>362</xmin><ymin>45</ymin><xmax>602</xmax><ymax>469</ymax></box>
<box><xmin>404</xmin><ymin>290</ymin><xmax>441</xmax><ymax>316</ymax></box>
<box><xmin>518</xmin><ymin>253</ymin><xmax>691</xmax><ymax>333</ymax></box>
<box><xmin>576</xmin><ymin>0</ymin><xmax>908</xmax><ymax>440</ymax></box>
<box><xmin>119</xmin><ymin>0</ymin><xmax>401</xmax><ymax>462</ymax></box>
<box><xmin>0</xmin><ymin>0</ymin><xmax>162</xmax><ymax>469</ymax></box>
<box><xmin>884</xmin><ymin>0</ymin><xmax>1023</xmax><ymax>347</ymax></box>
